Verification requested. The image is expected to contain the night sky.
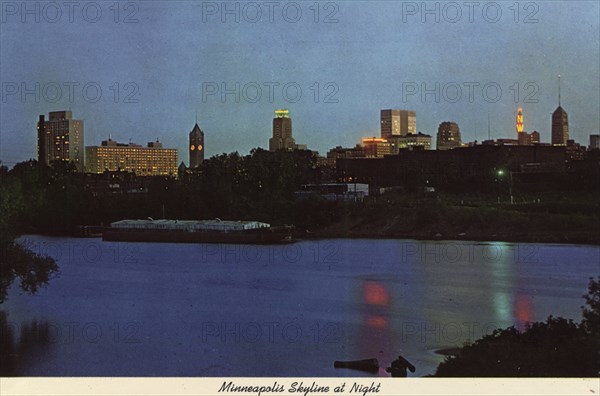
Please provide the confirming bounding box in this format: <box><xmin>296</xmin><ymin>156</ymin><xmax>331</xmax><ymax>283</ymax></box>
<box><xmin>1</xmin><ymin>1</ymin><xmax>598</xmax><ymax>166</ymax></box>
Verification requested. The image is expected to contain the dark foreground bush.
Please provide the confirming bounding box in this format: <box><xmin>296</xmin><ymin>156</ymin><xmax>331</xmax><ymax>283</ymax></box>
<box><xmin>434</xmin><ymin>277</ymin><xmax>600</xmax><ymax>377</ymax></box>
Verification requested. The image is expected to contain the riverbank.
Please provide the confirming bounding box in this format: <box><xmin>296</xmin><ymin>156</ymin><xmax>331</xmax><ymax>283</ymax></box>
<box><xmin>299</xmin><ymin>197</ymin><xmax>600</xmax><ymax>245</ymax></box>
<box><xmin>15</xmin><ymin>192</ymin><xmax>600</xmax><ymax>246</ymax></box>
<box><xmin>21</xmin><ymin>209</ymin><xmax>600</xmax><ymax>247</ymax></box>
<box><xmin>301</xmin><ymin>228</ymin><xmax>600</xmax><ymax>245</ymax></box>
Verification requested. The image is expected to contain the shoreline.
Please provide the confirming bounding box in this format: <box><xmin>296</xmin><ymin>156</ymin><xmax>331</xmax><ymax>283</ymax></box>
<box><xmin>296</xmin><ymin>233</ymin><xmax>600</xmax><ymax>247</ymax></box>
<box><xmin>17</xmin><ymin>230</ymin><xmax>600</xmax><ymax>247</ymax></box>
<box><xmin>297</xmin><ymin>230</ymin><xmax>600</xmax><ymax>246</ymax></box>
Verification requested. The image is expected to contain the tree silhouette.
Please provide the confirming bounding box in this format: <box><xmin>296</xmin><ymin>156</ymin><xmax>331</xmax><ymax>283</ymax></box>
<box><xmin>0</xmin><ymin>161</ymin><xmax>59</xmax><ymax>303</ymax></box>
<box><xmin>434</xmin><ymin>277</ymin><xmax>600</xmax><ymax>377</ymax></box>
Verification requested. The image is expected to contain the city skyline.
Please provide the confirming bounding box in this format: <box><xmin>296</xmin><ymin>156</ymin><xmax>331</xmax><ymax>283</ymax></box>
<box><xmin>29</xmin><ymin>98</ymin><xmax>591</xmax><ymax>171</ymax></box>
<box><xmin>3</xmin><ymin>77</ymin><xmax>596</xmax><ymax>167</ymax></box>
<box><xmin>1</xmin><ymin>1</ymin><xmax>598</xmax><ymax>166</ymax></box>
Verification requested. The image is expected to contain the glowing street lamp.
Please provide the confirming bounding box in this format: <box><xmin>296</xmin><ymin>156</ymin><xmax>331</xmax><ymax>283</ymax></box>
<box><xmin>496</xmin><ymin>169</ymin><xmax>513</xmax><ymax>204</ymax></box>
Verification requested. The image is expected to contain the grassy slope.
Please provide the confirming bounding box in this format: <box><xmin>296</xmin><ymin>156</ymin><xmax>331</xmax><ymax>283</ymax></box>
<box><xmin>309</xmin><ymin>192</ymin><xmax>600</xmax><ymax>244</ymax></box>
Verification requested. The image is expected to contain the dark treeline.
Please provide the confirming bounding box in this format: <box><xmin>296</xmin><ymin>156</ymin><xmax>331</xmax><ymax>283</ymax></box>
<box><xmin>2</xmin><ymin>148</ymin><xmax>599</xmax><ymax>243</ymax></box>
<box><xmin>0</xmin><ymin>149</ymin><xmax>343</xmax><ymax>235</ymax></box>
<box><xmin>0</xmin><ymin>161</ymin><xmax>61</xmax><ymax>302</ymax></box>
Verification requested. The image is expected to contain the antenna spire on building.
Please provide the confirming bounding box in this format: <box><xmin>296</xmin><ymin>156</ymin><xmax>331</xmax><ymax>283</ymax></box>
<box><xmin>558</xmin><ymin>74</ymin><xmax>561</xmax><ymax>106</ymax></box>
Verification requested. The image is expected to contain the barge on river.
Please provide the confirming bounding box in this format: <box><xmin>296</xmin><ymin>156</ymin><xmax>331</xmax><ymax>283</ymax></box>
<box><xmin>102</xmin><ymin>219</ymin><xmax>294</xmax><ymax>244</ymax></box>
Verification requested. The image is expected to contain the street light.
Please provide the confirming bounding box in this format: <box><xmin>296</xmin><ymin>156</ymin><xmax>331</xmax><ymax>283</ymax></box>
<box><xmin>497</xmin><ymin>169</ymin><xmax>513</xmax><ymax>204</ymax></box>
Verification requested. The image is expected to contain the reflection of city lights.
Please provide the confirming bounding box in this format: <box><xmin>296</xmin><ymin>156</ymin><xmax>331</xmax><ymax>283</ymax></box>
<box><xmin>364</xmin><ymin>281</ymin><xmax>390</xmax><ymax>305</ymax></box>
<box><xmin>366</xmin><ymin>315</ymin><xmax>388</xmax><ymax>328</ymax></box>
<box><xmin>515</xmin><ymin>295</ymin><xmax>533</xmax><ymax>330</ymax></box>
<box><xmin>494</xmin><ymin>293</ymin><xmax>511</xmax><ymax>323</ymax></box>
<box><xmin>358</xmin><ymin>280</ymin><xmax>395</xmax><ymax>376</ymax></box>
<box><xmin>488</xmin><ymin>242</ymin><xmax>513</xmax><ymax>325</ymax></box>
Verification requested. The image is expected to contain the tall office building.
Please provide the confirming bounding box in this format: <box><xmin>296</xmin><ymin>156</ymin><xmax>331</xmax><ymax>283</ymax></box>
<box><xmin>516</xmin><ymin>106</ymin><xmax>525</xmax><ymax>145</ymax></box>
<box><xmin>269</xmin><ymin>109</ymin><xmax>295</xmax><ymax>151</ymax></box>
<box><xmin>37</xmin><ymin>111</ymin><xmax>84</xmax><ymax>171</ymax></box>
<box><xmin>436</xmin><ymin>121</ymin><xmax>462</xmax><ymax>150</ymax></box>
<box><xmin>380</xmin><ymin>109</ymin><xmax>416</xmax><ymax>138</ymax></box>
<box><xmin>551</xmin><ymin>76</ymin><xmax>569</xmax><ymax>146</ymax></box>
<box><xmin>85</xmin><ymin>138</ymin><xmax>178</xmax><ymax>177</ymax></box>
<box><xmin>516</xmin><ymin>107</ymin><xmax>524</xmax><ymax>134</ymax></box>
<box><xmin>189</xmin><ymin>123</ymin><xmax>205</xmax><ymax>168</ymax></box>
<box><xmin>590</xmin><ymin>134</ymin><xmax>600</xmax><ymax>150</ymax></box>
<box><xmin>552</xmin><ymin>107</ymin><xmax>569</xmax><ymax>146</ymax></box>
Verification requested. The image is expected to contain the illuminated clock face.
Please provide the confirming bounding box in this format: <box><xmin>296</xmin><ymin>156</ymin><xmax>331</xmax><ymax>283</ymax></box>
<box><xmin>190</xmin><ymin>145</ymin><xmax>195</xmax><ymax>151</ymax></box>
<box><xmin>197</xmin><ymin>145</ymin><xmax>203</xmax><ymax>151</ymax></box>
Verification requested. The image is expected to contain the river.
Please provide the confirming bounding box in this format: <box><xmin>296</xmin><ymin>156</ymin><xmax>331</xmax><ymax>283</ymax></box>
<box><xmin>2</xmin><ymin>236</ymin><xmax>598</xmax><ymax>377</ymax></box>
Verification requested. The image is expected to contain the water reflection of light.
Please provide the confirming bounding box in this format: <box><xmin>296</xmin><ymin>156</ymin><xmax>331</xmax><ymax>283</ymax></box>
<box><xmin>366</xmin><ymin>315</ymin><xmax>388</xmax><ymax>328</ymax></box>
<box><xmin>515</xmin><ymin>295</ymin><xmax>533</xmax><ymax>331</ymax></box>
<box><xmin>364</xmin><ymin>281</ymin><xmax>390</xmax><ymax>306</ymax></box>
<box><xmin>494</xmin><ymin>293</ymin><xmax>511</xmax><ymax>323</ymax></box>
<box><xmin>487</xmin><ymin>242</ymin><xmax>514</xmax><ymax>325</ymax></box>
<box><xmin>358</xmin><ymin>280</ymin><xmax>394</xmax><ymax>376</ymax></box>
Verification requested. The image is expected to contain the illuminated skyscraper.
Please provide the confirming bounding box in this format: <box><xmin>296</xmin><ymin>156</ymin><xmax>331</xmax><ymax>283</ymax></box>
<box><xmin>37</xmin><ymin>111</ymin><xmax>84</xmax><ymax>171</ymax></box>
<box><xmin>515</xmin><ymin>107</ymin><xmax>541</xmax><ymax>146</ymax></box>
<box><xmin>552</xmin><ymin>75</ymin><xmax>569</xmax><ymax>146</ymax></box>
<box><xmin>269</xmin><ymin>109</ymin><xmax>295</xmax><ymax>151</ymax></box>
<box><xmin>516</xmin><ymin>107</ymin><xmax>528</xmax><ymax>145</ymax></box>
<box><xmin>516</xmin><ymin>107</ymin><xmax>524</xmax><ymax>134</ymax></box>
<box><xmin>380</xmin><ymin>109</ymin><xmax>416</xmax><ymax>138</ymax></box>
<box><xmin>189</xmin><ymin>123</ymin><xmax>205</xmax><ymax>168</ymax></box>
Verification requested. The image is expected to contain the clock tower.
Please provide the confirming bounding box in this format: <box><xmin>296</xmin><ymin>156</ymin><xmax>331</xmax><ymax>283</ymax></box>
<box><xmin>189</xmin><ymin>123</ymin><xmax>205</xmax><ymax>168</ymax></box>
